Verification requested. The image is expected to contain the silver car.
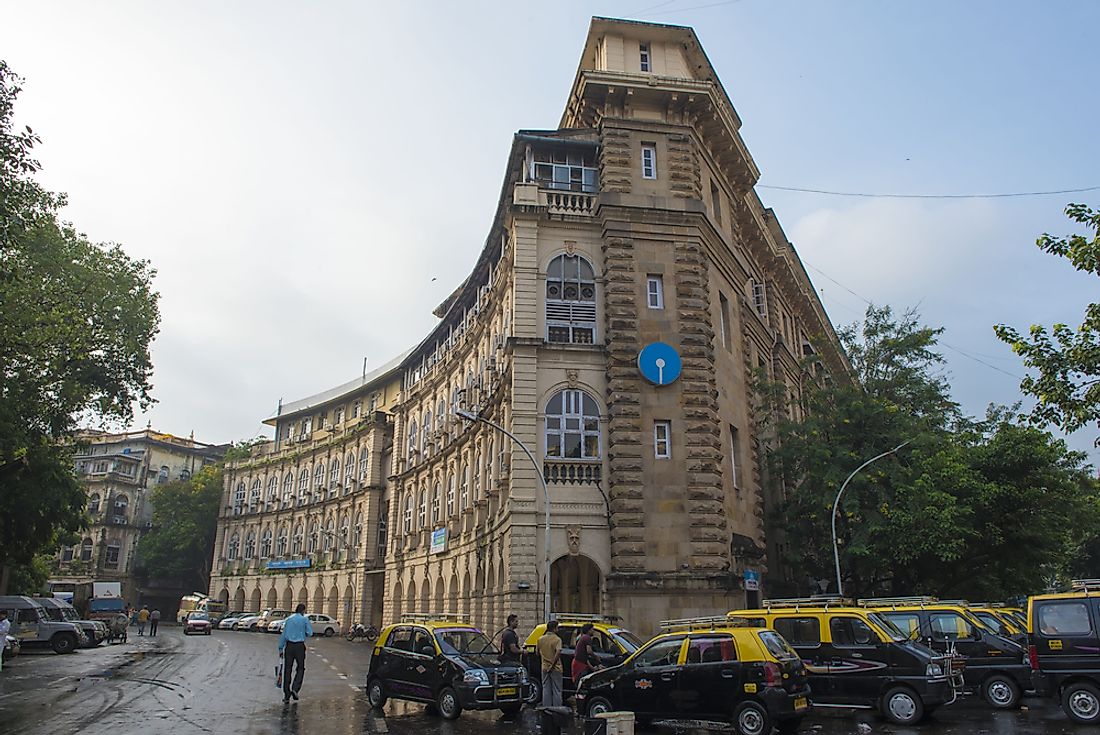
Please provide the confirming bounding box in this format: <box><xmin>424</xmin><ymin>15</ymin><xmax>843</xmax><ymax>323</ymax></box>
<box><xmin>218</xmin><ymin>612</ymin><xmax>255</xmax><ymax>630</ymax></box>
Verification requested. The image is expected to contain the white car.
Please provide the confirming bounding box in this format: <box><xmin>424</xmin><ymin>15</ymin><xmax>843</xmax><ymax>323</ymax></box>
<box><xmin>218</xmin><ymin>612</ymin><xmax>254</xmax><ymax>630</ymax></box>
<box><xmin>235</xmin><ymin>614</ymin><xmax>265</xmax><ymax>631</ymax></box>
<box><xmin>307</xmin><ymin>614</ymin><xmax>340</xmax><ymax>637</ymax></box>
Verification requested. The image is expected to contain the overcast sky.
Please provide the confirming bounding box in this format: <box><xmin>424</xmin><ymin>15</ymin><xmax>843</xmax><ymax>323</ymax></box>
<box><xmin>3</xmin><ymin>1</ymin><xmax>1098</xmax><ymax>462</ymax></box>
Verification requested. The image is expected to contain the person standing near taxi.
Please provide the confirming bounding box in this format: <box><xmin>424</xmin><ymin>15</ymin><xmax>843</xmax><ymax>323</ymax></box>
<box><xmin>536</xmin><ymin>620</ymin><xmax>563</xmax><ymax>707</ymax></box>
<box><xmin>571</xmin><ymin>622</ymin><xmax>597</xmax><ymax>685</ymax></box>
<box><xmin>278</xmin><ymin>603</ymin><xmax>313</xmax><ymax>703</ymax></box>
<box><xmin>501</xmin><ymin>614</ymin><xmax>522</xmax><ymax>664</ymax></box>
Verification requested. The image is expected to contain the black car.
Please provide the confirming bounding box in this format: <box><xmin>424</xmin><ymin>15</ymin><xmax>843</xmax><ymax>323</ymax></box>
<box><xmin>868</xmin><ymin>599</ymin><xmax>1031</xmax><ymax>709</ymax></box>
<box><xmin>1028</xmin><ymin>581</ymin><xmax>1100</xmax><ymax>724</ymax></box>
<box><xmin>366</xmin><ymin>619</ymin><xmax>530</xmax><ymax>720</ymax></box>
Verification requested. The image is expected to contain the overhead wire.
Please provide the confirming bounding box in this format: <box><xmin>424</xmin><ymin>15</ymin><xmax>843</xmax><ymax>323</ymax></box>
<box><xmin>758</xmin><ymin>184</ymin><xmax>1100</xmax><ymax>200</ymax></box>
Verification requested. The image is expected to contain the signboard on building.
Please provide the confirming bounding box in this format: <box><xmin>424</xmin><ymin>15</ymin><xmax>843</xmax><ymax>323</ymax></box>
<box><xmin>267</xmin><ymin>559</ymin><xmax>312</xmax><ymax>570</ymax></box>
<box><xmin>743</xmin><ymin>570</ymin><xmax>760</xmax><ymax>592</ymax></box>
<box><xmin>430</xmin><ymin>528</ymin><xmax>447</xmax><ymax>555</ymax></box>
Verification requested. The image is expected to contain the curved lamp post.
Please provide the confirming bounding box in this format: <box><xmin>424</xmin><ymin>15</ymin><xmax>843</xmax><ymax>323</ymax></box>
<box><xmin>456</xmin><ymin>409</ymin><xmax>551</xmax><ymax>622</ymax></box>
<box><xmin>831</xmin><ymin>440</ymin><xmax>911</xmax><ymax>597</ymax></box>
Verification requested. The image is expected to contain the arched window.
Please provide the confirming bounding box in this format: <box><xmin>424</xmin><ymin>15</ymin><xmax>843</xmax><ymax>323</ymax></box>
<box><xmin>323</xmin><ymin>518</ymin><xmax>335</xmax><ymax>554</ymax></box>
<box><xmin>407</xmin><ymin>421</ymin><xmax>419</xmax><ymax>464</ymax></box>
<box><xmin>283</xmin><ymin>473</ymin><xmax>294</xmax><ymax>505</ymax></box>
<box><xmin>244</xmin><ymin>532</ymin><xmax>256</xmax><ymax>559</ymax></box>
<box><xmin>546</xmin><ymin>253</ymin><xmax>596</xmax><ymax>344</ymax></box>
<box><xmin>345</xmin><ymin>452</ymin><xmax>355</xmax><ymax>484</ymax></box>
<box><xmin>276</xmin><ymin>525</ymin><xmax>289</xmax><ymax>557</ymax></box>
<box><xmin>460</xmin><ymin>462</ymin><xmax>469</xmax><ymax>510</ymax></box>
<box><xmin>292</xmin><ymin>524</ymin><xmax>304</xmax><ymax>555</ymax></box>
<box><xmin>260</xmin><ymin>528</ymin><xmax>273</xmax><ymax>558</ymax></box>
<box><xmin>307</xmin><ymin>522</ymin><xmax>319</xmax><ymax>554</ymax></box>
<box><xmin>298</xmin><ymin>469</ymin><xmax>309</xmax><ymax>504</ymax></box>
<box><xmin>81</xmin><ymin>538</ymin><xmax>93</xmax><ymax>561</ymax></box>
<box><xmin>61</xmin><ymin>545</ymin><xmax>74</xmax><ymax>562</ymax></box>
<box><xmin>403</xmin><ymin>494</ymin><xmax>413</xmax><ymax>534</ymax></box>
<box><xmin>371</xmin><ymin>507</ymin><xmax>382</xmax><ymax>558</ymax></box>
<box><xmin>313</xmin><ymin>462</ymin><xmax>325</xmax><ymax>488</ymax></box>
<box><xmin>437</xmin><ymin>399</ymin><xmax>447</xmax><ymax>448</ymax></box>
<box><xmin>446</xmin><ymin>473</ymin><xmax>456</xmax><ymax>517</ymax></box>
<box><xmin>180</xmin><ymin>469</ymin><xmax>191</xmax><ymax>481</ymax></box>
<box><xmin>234</xmin><ymin>482</ymin><xmax>246</xmax><ymax>506</ymax></box>
<box><xmin>157</xmin><ymin>466</ymin><xmax>169</xmax><ymax>483</ymax></box>
<box><xmin>330</xmin><ymin>457</ymin><xmax>340</xmax><ymax>484</ymax></box>
<box><xmin>423</xmin><ymin>411</ymin><xmax>433</xmax><ymax>459</ymax></box>
<box><xmin>358</xmin><ymin>447</ymin><xmax>369</xmax><ymax>480</ymax></box>
<box><xmin>474</xmin><ymin>452</ymin><xmax>483</xmax><ymax>501</ymax></box>
<box><xmin>545</xmin><ymin>389</ymin><xmax>601</xmax><ymax>459</ymax></box>
<box><xmin>417</xmin><ymin>489</ymin><xmax>427</xmax><ymax>529</ymax></box>
<box><xmin>227</xmin><ymin>533</ymin><xmax>240</xmax><ymax>561</ymax></box>
<box><xmin>88</xmin><ymin>494</ymin><xmax>101</xmax><ymax>514</ymax></box>
<box><xmin>249</xmin><ymin>480</ymin><xmax>261</xmax><ymax>508</ymax></box>
<box><xmin>339</xmin><ymin>515</ymin><xmax>350</xmax><ymax>561</ymax></box>
<box><xmin>267</xmin><ymin>476</ymin><xmax>278</xmax><ymax>505</ymax></box>
<box><xmin>431</xmin><ymin>483</ymin><xmax>441</xmax><ymax>525</ymax></box>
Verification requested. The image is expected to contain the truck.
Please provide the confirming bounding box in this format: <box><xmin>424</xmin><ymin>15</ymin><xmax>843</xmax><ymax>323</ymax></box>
<box><xmin>48</xmin><ymin>580</ymin><xmax>124</xmax><ymax>618</ymax></box>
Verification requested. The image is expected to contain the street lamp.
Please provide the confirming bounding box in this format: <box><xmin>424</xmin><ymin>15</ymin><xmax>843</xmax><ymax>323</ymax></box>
<box><xmin>831</xmin><ymin>440</ymin><xmax>911</xmax><ymax>598</ymax></box>
<box><xmin>456</xmin><ymin>408</ymin><xmax>551</xmax><ymax>622</ymax></box>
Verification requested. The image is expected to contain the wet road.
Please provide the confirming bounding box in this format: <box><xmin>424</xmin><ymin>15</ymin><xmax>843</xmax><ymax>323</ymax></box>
<box><xmin>0</xmin><ymin>627</ymin><xmax>1086</xmax><ymax>734</ymax></box>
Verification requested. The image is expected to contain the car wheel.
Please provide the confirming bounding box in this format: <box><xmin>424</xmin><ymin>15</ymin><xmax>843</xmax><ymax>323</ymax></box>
<box><xmin>437</xmin><ymin>686</ymin><xmax>462</xmax><ymax>720</ymax></box>
<box><xmin>587</xmin><ymin>695</ymin><xmax>613</xmax><ymax>717</ymax></box>
<box><xmin>733</xmin><ymin>700</ymin><xmax>771</xmax><ymax>735</ymax></box>
<box><xmin>325</xmin><ymin>628</ymin><xmax>335</xmax><ymax>637</ymax></box>
<box><xmin>1062</xmin><ymin>681</ymin><xmax>1100</xmax><ymax>725</ymax></box>
<box><xmin>983</xmin><ymin>673</ymin><xmax>1021</xmax><ymax>709</ymax></box>
<box><xmin>51</xmin><ymin>633</ymin><xmax>78</xmax><ymax>654</ymax></box>
<box><xmin>367</xmin><ymin>678</ymin><xmax>388</xmax><ymax>708</ymax></box>
<box><xmin>231</xmin><ymin>623</ymin><xmax>239</xmax><ymax>630</ymax></box>
<box><xmin>525</xmin><ymin>676</ymin><xmax>542</xmax><ymax>705</ymax></box>
<box><xmin>882</xmin><ymin>686</ymin><xmax>924</xmax><ymax>725</ymax></box>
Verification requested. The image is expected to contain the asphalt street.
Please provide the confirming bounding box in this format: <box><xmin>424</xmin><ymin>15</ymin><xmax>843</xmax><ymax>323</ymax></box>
<box><xmin>0</xmin><ymin>627</ymin><xmax>1088</xmax><ymax>734</ymax></box>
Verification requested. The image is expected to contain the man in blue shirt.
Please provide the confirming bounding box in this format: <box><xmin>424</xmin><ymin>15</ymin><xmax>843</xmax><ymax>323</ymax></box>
<box><xmin>279</xmin><ymin>603</ymin><xmax>313</xmax><ymax>702</ymax></box>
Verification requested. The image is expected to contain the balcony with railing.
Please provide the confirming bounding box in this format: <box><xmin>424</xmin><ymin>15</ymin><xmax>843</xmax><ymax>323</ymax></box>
<box><xmin>543</xmin><ymin>459</ymin><xmax>602</xmax><ymax>485</ymax></box>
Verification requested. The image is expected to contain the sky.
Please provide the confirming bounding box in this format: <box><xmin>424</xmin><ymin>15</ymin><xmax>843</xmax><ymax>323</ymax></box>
<box><xmin>3</xmin><ymin>1</ymin><xmax>1098</xmax><ymax>462</ymax></box>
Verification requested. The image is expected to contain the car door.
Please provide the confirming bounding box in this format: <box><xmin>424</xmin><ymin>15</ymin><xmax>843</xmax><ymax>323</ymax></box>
<box><xmin>928</xmin><ymin>611</ymin><xmax>988</xmax><ymax>671</ymax></box>
<box><xmin>378</xmin><ymin>626</ymin><xmax>418</xmax><ymax>698</ymax></box>
<box><xmin>616</xmin><ymin>636</ymin><xmax>685</xmax><ymax>715</ymax></box>
<box><xmin>771</xmin><ymin>616</ymin><xmax>831</xmax><ymax>701</ymax></box>
<box><xmin>558</xmin><ymin>625</ymin><xmax>579</xmax><ymax>691</ymax></box>
<box><xmin>826</xmin><ymin>615</ymin><xmax>889</xmax><ymax>706</ymax></box>
<box><xmin>404</xmin><ymin>626</ymin><xmax>440</xmax><ymax>700</ymax></box>
<box><xmin>675</xmin><ymin>634</ymin><xmax>739</xmax><ymax>718</ymax></box>
<box><xmin>1033</xmin><ymin>599</ymin><xmax>1098</xmax><ymax>680</ymax></box>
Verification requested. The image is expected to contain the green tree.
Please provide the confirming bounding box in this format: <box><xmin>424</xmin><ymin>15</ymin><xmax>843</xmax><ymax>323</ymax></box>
<box><xmin>0</xmin><ymin>61</ymin><xmax>160</xmax><ymax>592</ymax></box>
<box><xmin>766</xmin><ymin>305</ymin><xmax>1099</xmax><ymax>599</ymax></box>
<box><xmin>136</xmin><ymin>465</ymin><xmax>224</xmax><ymax>593</ymax></box>
<box><xmin>995</xmin><ymin>203</ymin><xmax>1100</xmax><ymax>444</ymax></box>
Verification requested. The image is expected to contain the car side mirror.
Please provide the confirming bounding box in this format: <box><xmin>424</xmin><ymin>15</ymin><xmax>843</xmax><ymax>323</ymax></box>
<box><xmin>419</xmin><ymin>645</ymin><xmax>435</xmax><ymax>656</ymax></box>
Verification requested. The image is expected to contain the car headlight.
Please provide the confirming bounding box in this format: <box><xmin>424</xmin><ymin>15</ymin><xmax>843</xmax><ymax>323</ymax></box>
<box><xmin>926</xmin><ymin>663</ymin><xmax>943</xmax><ymax>678</ymax></box>
<box><xmin>463</xmin><ymin>670</ymin><xmax>490</xmax><ymax>686</ymax></box>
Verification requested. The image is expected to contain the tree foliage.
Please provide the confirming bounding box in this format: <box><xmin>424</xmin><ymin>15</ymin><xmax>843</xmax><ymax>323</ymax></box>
<box><xmin>0</xmin><ymin>61</ymin><xmax>160</xmax><ymax>588</ymax></box>
<box><xmin>765</xmin><ymin>305</ymin><xmax>1099</xmax><ymax>600</ymax></box>
<box><xmin>136</xmin><ymin>465</ymin><xmax>224</xmax><ymax>593</ymax></box>
<box><xmin>995</xmin><ymin>203</ymin><xmax>1100</xmax><ymax>444</ymax></box>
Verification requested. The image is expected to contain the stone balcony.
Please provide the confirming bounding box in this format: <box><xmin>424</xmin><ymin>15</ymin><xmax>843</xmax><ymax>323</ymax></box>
<box><xmin>543</xmin><ymin>459</ymin><xmax>602</xmax><ymax>485</ymax></box>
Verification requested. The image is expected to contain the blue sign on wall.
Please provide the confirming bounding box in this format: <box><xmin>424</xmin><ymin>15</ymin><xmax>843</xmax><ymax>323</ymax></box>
<box><xmin>266</xmin><ymin>559</ymin><xmax>312</xmax><ymax>570</ymax></box>
<box><xmin>637</xmin><ymin>342</ymin><xmax>682</xmax><ymax>386</ymax></box>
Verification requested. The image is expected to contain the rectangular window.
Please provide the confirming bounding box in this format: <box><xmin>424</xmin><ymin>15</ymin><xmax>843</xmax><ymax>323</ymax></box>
<box><xmin>772</xmin><ymin>617</ymin><xmax>821</xmax><ymax>647</ymax></box>
<box><xmin>1038</xmin><ymin>602</ymin><xmax>1092</xmax><ymax>636</ymax></box>
<box><xmin>646</xmin><ymin>275</ymin><xmax>664</xmax><ymax>309</ymax></box>
<box><xmin>710</xmin><ymin>180</ymin><xmax>722</xmax><ymax>225</ymax></box>
<box><xmin>639</xmin><ymin>42</ymin><xmax>651</xmax><ymax>72</ymax></box>
<box><xmin>751</xmin><ymin>279</ymin><xmax>768</xmax><ymax>321</ymax></box>
<box><xmin>531</xmin><ymin>149</ymin><xmax>598</xmax><ymax>193</ymax></box>
<box><xmin>830</xmin><ymin>616</ymin><xmax>879</xmax><ymax>647</ymax></box>
<box><xmin>719</xmin><ymin>292</ymin><xmax>732</xmax><ymax>351</ymax></box>
<box><xmin>729</xmin><ymin>424</ymin><xmax>742</xmax><ymax>488</ymax></box>
<box><xmin>654</xmin><ymin>421</ymin><xmax>671</xmax><ymax>459</ymax></box>
<box><xmin>641</xmin><ymin>144</ymin><xmax>657</xmax><ymax>179</ymax></box>
<box><xmin>352</xmin><ymin>400</ymin><xmax>361</xmax><ymax>418</ymax></box>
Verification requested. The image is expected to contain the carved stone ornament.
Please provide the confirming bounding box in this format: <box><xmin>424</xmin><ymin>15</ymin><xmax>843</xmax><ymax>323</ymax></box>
<box><xmin>566</xmin><ymin>525</ymin><xmax>581</xmax><ymax>555</ymax></box>
<box><xmin>564</xmin><ymin>240</ymin><xmax>577</xmax><ymax>256</ymax></box>
<box><xmin>566</xmin><ymin>369</ymin><xmax>579</xmax><ymax>387</ymax></box>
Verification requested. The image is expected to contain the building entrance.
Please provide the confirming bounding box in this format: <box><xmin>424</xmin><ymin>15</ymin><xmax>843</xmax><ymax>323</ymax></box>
<box><xmin>551</xmin><ymin>555</ymin><xmax>601</xmax><ymax>613</ymax></box>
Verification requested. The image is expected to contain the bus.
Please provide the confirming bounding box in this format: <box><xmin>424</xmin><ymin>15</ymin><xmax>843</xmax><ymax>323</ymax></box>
<box><xmin>196</xmin><ymin>598</ymin><xmax>228</xmax><ymax>623</ymax></box>
<box><xmin>177</xmin><ymin>594</ymin><xmax>207</xmax><ymax>624</ymax></box>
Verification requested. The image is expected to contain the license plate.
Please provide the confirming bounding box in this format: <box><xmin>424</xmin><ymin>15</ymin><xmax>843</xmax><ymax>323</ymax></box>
<box><xmin>497</xmin><ymin>687</ymin><xmax>517</xmax><ymax>697</ymax></box>
<box><xmin>794</xmin><ymin>696</ymin><xmax>808</xmax><ymax>711</ymax></box>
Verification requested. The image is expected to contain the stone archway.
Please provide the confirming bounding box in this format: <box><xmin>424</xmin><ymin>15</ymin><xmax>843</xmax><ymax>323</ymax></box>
<box><xmin>392</xmin><ymin>582</ymin><xmax>403</xmax><ymax>622</ymax></box>
<box><xmin>312</xmin><ymin>585</ymin><xmax>325</xmax><ymax>616</ymax></box>
<box><xmin>461</xmin><ymin>571</ymin><xmax>472</xmax><ymax>619</ymax></box>
<box><xmin>420</xmin><ymin>578</ymin><xmax>431</xmax><ymax>614</ymax></box>
<box><xmin>297</xmin><ymin>586</ymin><xmax>309</xmax><ymax>611</ymax></box>
<box><xmin>282</xmin><ymin>583</ymin><xmax>293</xmax><ymax>610</ymax></box>
<box><xmin>219</xmin><ymin>588</ymin><xmax>230</xmax><ymax>605</ymax></box>
<box><xmin>343</xmin><ymin>584</ymin><xmax>354</xmax><ymax>625</ymax></box>
<box><xmin>251</xmin><ymin>588</ymin><xmax>263</xmax><ymax>612</ymax></box>
<box><xmin>406</xmin><ymin>580</ymin><xmax>417</xmax><ymax>614</ymax></box>
<box><xmin>266</xmin><ymin>586</ymin><xmax>278</xmax><ymax>609</ymax></box>
<box><xmin>447</xmin><ymin>575</ymin><xmax>459</xmax><ymax>616</ymax></box>
<box><xmin>486</xmin><ymin>563</ymin><xmax>497</xmax><ymax>634</ymax></box>
<box><xmin>233</xmin><ymin>587</ymin><xmax>246</xmax><ymax>611</ymax></box>
<box><xmin>328</xmin><ymin>584</ymin><xmax>339</xmax><ymax>621</ymax></box>
<box><xmin>434</xmin><ymin>576</ymin><xmax>445</xmax><ymax>616</ymax></box>
<box><xmin>551</xmin><ymin>554</ymin><xmax>602</xmax><ymax>614</ymax></box>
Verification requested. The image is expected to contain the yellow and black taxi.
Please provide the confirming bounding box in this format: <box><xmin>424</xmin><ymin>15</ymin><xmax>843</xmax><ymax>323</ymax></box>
<box><xmin>365</xmin><ymin>615</ymin><xmax>529</xmax><ymax>719</ymax></box>
<box><xmin>730</xmin><ymin>597</ymin><xmax>958</xmax><ymax>726</ymax></box>
<box><xmin>1028</xmin><ymin>579</ymin><xmax>1100</xmax><ymax>724</ymax></box>
<box><xmin>968</xmin><ymin>604</ymin><xmax>1027</xmax><ymax>645</ymax></box>
<box><xmin>574</xmin><ymin>616</ymin><xmax>810</xmax><ymax>735</ymax></box>
<box><xmin>861</xmin><ymin>597</ymin><xmax>1030</xmax><ymax>709</ymax></box>
<box><xmin>521</xmin><ymin>613</ymin><xmax>644</xmax><ymax>703</ymax></box>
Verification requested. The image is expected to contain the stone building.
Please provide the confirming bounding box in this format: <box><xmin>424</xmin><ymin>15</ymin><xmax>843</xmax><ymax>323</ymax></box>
<box><xmin>207</xmin><ymin>357</ymin><xmax>404</xmax><ymax>625</ymax></box>
<box><xmin>54</xmin><ymin>429</ymin><xmax>227</xmax><ymax>603</ymax></box>
<box><xmin>383</xmin><ymin>17</ymin><xmax>848</xmax><ymax>636</ymax></box>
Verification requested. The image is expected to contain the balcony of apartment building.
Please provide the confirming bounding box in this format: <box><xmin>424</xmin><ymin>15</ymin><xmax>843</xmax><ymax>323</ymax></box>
<box><xmin>515</xmin><ymin>142</ymin><xmax>599</xmax><ymax>217</ymax></box>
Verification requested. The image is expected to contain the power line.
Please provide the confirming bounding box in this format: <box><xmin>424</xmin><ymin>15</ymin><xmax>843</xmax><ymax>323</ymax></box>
<box><xmin>758</xmin><ymin>184</ymin><xmax>1100</xmax><ymax>200</ymax></box>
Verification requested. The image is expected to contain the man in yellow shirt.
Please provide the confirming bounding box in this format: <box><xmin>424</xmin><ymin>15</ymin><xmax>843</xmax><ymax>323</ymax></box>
<box><xmin>536</xmin><ymin>619</ymin><xmax>563</xmax><ymax>707</ymax></box>
<box><xmin>137</xmin><ymin>606</ymin><xmax>150</xmax><ymax>636</ymax></box>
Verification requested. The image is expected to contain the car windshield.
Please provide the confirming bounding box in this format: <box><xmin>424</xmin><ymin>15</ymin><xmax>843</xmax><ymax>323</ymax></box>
<box><xmin>59</xmin><ymin>607</ymin><xmax>80</xmax><ymax>621</ymax></box>
<box><xmin>758</xmin><ymin>630</ymin><xmax>799</xmax><ymax>660</ymax></box>
<box><xmin>435</xmin><ymin>628</ymin><xmax>497</xmax><ymax>655</ymax></box>
<box><xmin>610</xmin><ymin>628</ymin><xmax>644</xmax><ymax>653</ymax></box>
<box><xmin>868</xmin><ymin>613</ymin><xmax>906</xmax><ymax>642</ymax></box>
<box><xmin>188</xmin><ymin>612</ymin><xmax>209</xmax><ymax>621</ymax></box>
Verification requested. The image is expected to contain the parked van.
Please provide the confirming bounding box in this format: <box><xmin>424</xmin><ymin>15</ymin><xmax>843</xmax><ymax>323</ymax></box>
<box><xmin>34</xmin><ymin>597</ymin><xmax>108</xmax><ymax>648</ymax></box>
<box><xmin>1028</xmin><ymin>579</ymin><xmax>1100</xmax><ymax>724</ymax></box>
<box><xmin>0</xmin><ymin>596</ymin><xmax>86</xmax><ymax>654</ymax></box>
<box><xmin>729</xmin><ymin>597</ymin><xmax>959</xmax><ymax>725</ymax></box>
<box><xmin>861</xmin><ymin>597</ymin><xmax>1030</xmax><ymax>708</ymax></box>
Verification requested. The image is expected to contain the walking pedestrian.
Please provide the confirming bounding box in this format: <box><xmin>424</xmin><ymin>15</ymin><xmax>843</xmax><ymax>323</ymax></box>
<box><xmin>536</xmin><ymin>620</ymin><xmax>563</xmax><ymax>708</ymax></box>
<box><xmin>0</xmin><ymin>610</ymin><xmax>10</xmax><ymax>673</ymax></box>
<box><xmin>278</xmin><ymin>603</ymin><xmax>313</xmax><ymax>703</ymax></box>
<box><xmin>501</xmin><ymin>613</ymin><xmax>521</xmax><ymax>664</ymax></box>
<box><xmin>137</xmin><ymin>606</ymin><xmax>149</xmax><ymax>636</ymax></box>
<box><xmin>571</xmin><ymin>622</ymin><xmax>597</xmax><ymax>686</ymax></box>
<box><xmin>149</xmin><ymin>608</ymin><xmax>161</xmax><ymax>637</ymax></box>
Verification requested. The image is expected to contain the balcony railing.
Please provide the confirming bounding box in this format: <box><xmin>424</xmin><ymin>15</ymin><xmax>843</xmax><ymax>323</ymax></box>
<box><xmin>544</xmin><ymin>191</ymin><xmax>595</xmax><ymax>216</ymax></box>
<box><xmin>543</xmin><ymin>460</ymin><xmax>601</xmax><ymax>485</ymax></box>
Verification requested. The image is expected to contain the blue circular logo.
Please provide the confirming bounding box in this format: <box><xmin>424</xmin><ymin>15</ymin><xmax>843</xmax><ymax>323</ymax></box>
<box><xmin>638</xmin><ymin>342</ymin><xmax>682</xmax><ymax>386</ymax></box>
